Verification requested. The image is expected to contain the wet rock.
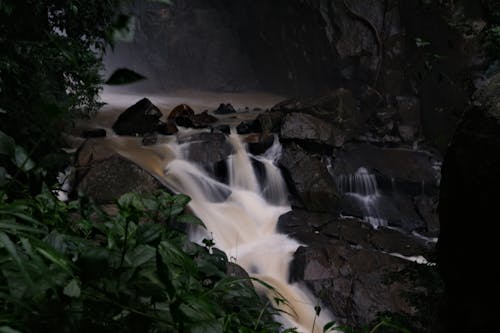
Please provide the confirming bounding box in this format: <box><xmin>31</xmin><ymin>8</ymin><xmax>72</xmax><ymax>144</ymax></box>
<box><xmin>280</xmin><ymin>112</ymin><xmax>344</xmax><ymax>147</ymax></box>
<box><xmin>236</xmin><ymin>121</ymin><xmax>255</xmax><ymax>134</ymax></box>
<box><xmin>178</xmin><ymin>132</ymin><xmax>233</xmax><ymax>164</ymax></box>
<box><xmin>142</xmin><ymin>132</ymin><xmax>158</xmax><ymax>146</ymax></box>
<box><xmin>438</xmin><ymin>73</ymin><xmax>500</xmax><ymax>332</ymax></box>
<box><xmin>174</xmin><ymin>116</ymin><xmax>195</xmax><ymax>128</ymax></box>
<box><xmin>157</xmin><ymin>120</ymin><xmax>179</xmax><ymax>135</ymax></box>
<box><xmin>214</xmin><ymin>103</ymin><xmax>236</xmax><ymax>114</ymax></box>
<box><xmin>167</xmin><ymin>104</ymin><xmax>195</xmax><ymax>120</ymax></box>
<box><xmin>245</xmin><ymin>133</ymin><xmax>274</xmax><ymax>155</ymax></box>
<box><xmin>192</xmin><ymin>110</ymin><xmax>218</xmax><ymax>125</ymax></box>
<box><xmin>82</xmin><ymin>128</ymin><xmax>106</xmax><ymax>138</ymax></box>
<box><xmin>112</xmin><ymin>98</ymin><xmax>163</xmax><ymax>136</ymax></box>
<box><xmin>254</xmin><ymin>111</ymin><xmax>284</xmax><ymax>133</ymax></box>
<box><xmin>397</xmin><ymin>124</ymin><xmax>415</xmax><ymax>142</ymax></box>
<box><xmin>211</xmin><ymin>124</ymin><xmax>230</xmax><ymax>135</ymax></box>
<box><xmin>332</xmin><ymin>144</ymin><xmax>440</xmax><ymax>194</ymax></box>
<box><xmin>75</xmin><ymin>140</ymin><xmax>162</xmax><ymax>204</ymax></box>
<box><xmin>414</xmin><ymin>195</ymin><xmax>439</xmax><ymax>235</ymax></box>
<box><xmin>279</xmin><ymin>143</ymin><xmax>340</xmax><ymax>213</ymax></box>
<box><xmin>290</xmin><ymin>240</ymin><xmax>415</xmax><ymax>327</ymax></box>
<box><xmin>278</xmin><ymin>209</ymin><xmax>433</xmax><ymax>256</ymax></box>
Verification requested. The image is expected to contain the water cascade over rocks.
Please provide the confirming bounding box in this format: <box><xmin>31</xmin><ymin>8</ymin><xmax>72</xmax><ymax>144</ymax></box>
<box><xmin>335</xmin><ymin>167</ymin><xmax>387</xmax><ymax>229</ymax></box>
<box><xmin>108</xmin><ymin>127</ymin><xmax>333</xmax><ymax>332</ymax></box>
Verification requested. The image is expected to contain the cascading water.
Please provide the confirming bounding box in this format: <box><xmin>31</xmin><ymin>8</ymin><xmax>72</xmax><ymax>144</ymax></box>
<box><xmin>108</xmin><ymin>129</ymin><xmax>334</xmax><ymax>332</ymax></box>
<box><xmin>335</xmin><ymin>167</ymin><xmax>387</xmax><ymax>229</ymax></box>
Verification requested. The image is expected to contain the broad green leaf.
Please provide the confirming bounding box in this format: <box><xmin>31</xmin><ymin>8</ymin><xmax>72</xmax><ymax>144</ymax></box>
<box><xmin>0</xmin><ymin>232</ymin><xmax>34</xmax><ymax>289</ymax></box>
<box><xmin>0</xmin><ymin>167</ymin><xmax>7</xmax><ymax>187</ymax></box>
<box><xmin>0</xmin><ymin>130</ymin><xmax>15</xmax><ymax>155</ymax></box>
<box><xmin>176</xmin><ymin>214</ymin><xmax>205</xmax><ymax>227</ymax></box>
<box><xmin>323</xmin><ymin>321</ymin><xmax>337</xmax><ymax>332</ymax></box>
<box><xmin>12</xmin><ymin>146</ymin><xmax>35</xmax><ymax>172</ymax></box>
<box><xmin>127</xmin><ymin>245</ymin><xmax>155</xmax><ymax>267</ymax></box>
<box><xmin>0</xmin><ymin>220</ymin><xmax>45</xmax><ymax>234</ymax></box>
<box><xmin>63</xmin><ymin>279</ymin><xmax>81</xmax><ymax>298</ymax></box>
<box><xmin>170</xmin><ymin>194</ymin><xmax>191</xmax><ymax>216</ymax></box>
<box><xmin>33</xmin><ymin>242</ymin><xmax>73</xmax><ymax>275</ymax></box>
<box><xmin>105</xmin><ymin>68</ymin><xmax>145</xmax><ymax>85</ymax></box>
<box><xmin>0</xmin><ymin>326</ymin><xmax>22</xmax><ymax>333</ymax></box>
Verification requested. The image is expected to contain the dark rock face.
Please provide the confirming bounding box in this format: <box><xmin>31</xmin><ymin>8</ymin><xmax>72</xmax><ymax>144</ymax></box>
<box><xmin>75</xmin><ymin>140</ymin><xmax>162</xmax><ymax>204</ymax></box>
<box><xmin>279</xmin><ymin>143</ymin><xmax>340</xmax><ymax>213</ymax></box>
<box><xmin>112</xmin><ymin>98</ymin><xmax>163</xmax><ymax>136</ymax></box>
<box><xmin>280</xmin><ymin>112</ymin><xmax>343</xmax><ymax>147</ymax></box>
<box><xmin>236</xmin><ymin>121</ymin><xmax>255</xmax><ymax>134</ymax></box>
<box><xmin>438</xmin><ymin>74</ymin><xmax>500</xmax><ymax>332</ymax></box>
<box><xmin>278</xmin><ymin>209</ymin><xmax>434</xmax><ymax>257</ymax></box>
<box><xmin>290</xmin><ymin>241</ymin><xmax>414</xmax><ymax>327</ymax></box>
<box><xmin>330</xmin><ymin>143</ymin><xmax>441</xmax><ymax>232</ymax></box>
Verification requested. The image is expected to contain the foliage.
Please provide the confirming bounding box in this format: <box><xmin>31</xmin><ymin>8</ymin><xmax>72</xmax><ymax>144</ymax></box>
<box><xmin>0</xmin><ymin>0</ymin><xmax>129</xmax><ymax>177</ymax></box>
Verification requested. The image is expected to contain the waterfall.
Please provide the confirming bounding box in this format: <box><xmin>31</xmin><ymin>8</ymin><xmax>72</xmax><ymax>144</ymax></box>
<box><xmin>109</xmin><ymin>129</ymin><xmax>333</xmax><ymax>332</ymax></box>
<box><xmin>336</xmin><ymin>167</ymin><xmax>387</xmax><ymax>229</ymax></box>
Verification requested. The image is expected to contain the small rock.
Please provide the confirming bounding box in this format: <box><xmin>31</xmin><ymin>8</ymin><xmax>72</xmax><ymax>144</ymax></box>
<box><xmin>157</xmin><ymin>120</ymin><xmax>179</xmax><ymax>135</ymax></box>
<box><xmin>236</xmin><ymin>121</ymin><xmax>255</xmax><ymax>134</ymax></box>
<box><xmin>214</xmin><ymin>103</ymin><xmax>236</xmax><ymax>114</ymax></box>
<box><xmin>142</xmin><ymin>132</ymin><xmax>158</xmax><ymax>146</ymax></box>
<box><xmin>112</xmin><ymin>98</ymin><xmax>162</xmax><ymax>136</ymax></box>
<box><xmin>211</xmin><ymin>124</ymin><xmax>231</xmax><ymax>135</ymax></box>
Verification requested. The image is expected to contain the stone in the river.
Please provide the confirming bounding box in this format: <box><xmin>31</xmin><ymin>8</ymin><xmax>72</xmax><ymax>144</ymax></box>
<box><xmin>280</xmin><ymin>112</ymin><xmax>344</xmax><ymax>147</ymax></box>
<box><xmin>74</xmin><ymin>139</ymin><xmax>162</xmax><ymax>204</ymax></box>
<box><xmin>236</xmin><ymin>121</ymin><xmax>255</xmax><ymax>134</ymax></box>
<box><xmin>112</xmin><ymin>98</ymin><xmax>162</xmax><ymax>136</ymax></box>
<box><xmin>290</xmin><ymin>240</ymin><xmax>416</xmax><ymax>327</ymax></box>
<box><xmin>214</xmin><ymin>103</ymin><xmax>236</xmax><ymax>114</ymax></box>
<box><xmin>157</xmin><ymin>120</ymin><xmax>179</xmax><ymax>135</ymax></box>
<box><xmin>246</xmin><ymin>133</ymin><xmax>275</xmax><ymax>155</ymax></box>
<box><xmin>142</xmin><ymin>132</ymin><xmax>158</xmax><ymax>146</ymax></box>
<box><xmin>211</xmin><ymin>124</ymin><xmax>230</xmax><ymax>135</ymax></box>
<box><xmin>279</xmin><ymin>142</ymin><xmax>340</xmax><ymax>213</ymax></box>
<box><xmin>167</xmin><ymin>104</ymin><xmax>195</xmax><ymax>120</ymax></box>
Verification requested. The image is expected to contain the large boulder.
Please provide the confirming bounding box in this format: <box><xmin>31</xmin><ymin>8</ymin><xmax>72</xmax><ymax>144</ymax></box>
<box><xmin>278</xmin><ymin>209</ymin><xmax>434</xmax><ymax>257</ymax></box>
<box><xmin>438</xmin><ymin>73</ymin><xmax>500</xmax><ymax>332</ymax></box>
<box><xmin>280</xmin><ymin>112</ymin><xmax>344</xmax><ymax>147</ymax></box>
<box><xmin>279</xmin><ymin>143</ymin><xmax>340</xmax><ymax>213</ymax></box>
<box><xmin>112</xmin><ymin>98</ymin><xmax>163</xmax><ymax>136</ymax></box>
<box><xmin>75</xmin><ymin>140</ymin><xmax>162</xmax><ymax>203</ymax></box>
<box><xmin>290</xmin><ymin>240</ymin><xmax>415</xmax><ymax>327</ymax></box>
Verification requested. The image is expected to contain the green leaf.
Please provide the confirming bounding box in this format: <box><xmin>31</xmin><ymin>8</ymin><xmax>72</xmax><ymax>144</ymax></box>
<box><xmin>323</xmin><ymin>321</ymin><xmax>337</xmax><ymax>332</ymax></box>
<box><xmin>170</xmin><ymin>194</ymin><xmax>191</xmax><ymax>216</ymax></box>
<box><xmin>176</xmin><ymin>214</ymin><xmax>205</xmax><ymax>227</ymax></box>
<box><xmin>105</xmin><ymin>68</ymin><xmax>146</xmax><ymax>85</ymax></box>
<box><xmin>0</xmin><ymin>232</ymin><xmax>35</xmax><ymax>289</ymax></box>
<box><xmin>0</xmin><ymin>130</ymin><xmax>15</xmax><ymax>156</ymax></box>
<box><xmin>0</xmin><ymin>326</ymin><xmax>22</xmax><ymax>333</ymax></box>
<box><xmin>12</xmin><ymin>146</ymin><xmax>35</xmax><ymax>172</ymax></box>
<box><xmin>0</xmin><ymin>167</ymin><xmax>8</xmax><ymax>187</ymax></box>
<box><xmin>63</xmin><ymin>279</ymin><xmax>81</xmax><ymax>298</ymax></box>
<box><xmin>0</xmin><ymin>219</ymin><xmax>45</xmax><ymax>234</ymax></box>
<box><xmin>127</xmin><ymin>245</ymin><xmax>155</xmax><ymax>268</ymax></box>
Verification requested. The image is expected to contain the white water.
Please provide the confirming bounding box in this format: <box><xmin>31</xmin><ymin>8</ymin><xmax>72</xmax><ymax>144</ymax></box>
<box><xmin>336</xmin><ymin>167</ymin><xmax>387</xmax><ymax>229</ymax></box>
<box><xmin>107</xmin><ymin>128</ymin><xmax>334</xmax><ymax>332</ymax></box>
